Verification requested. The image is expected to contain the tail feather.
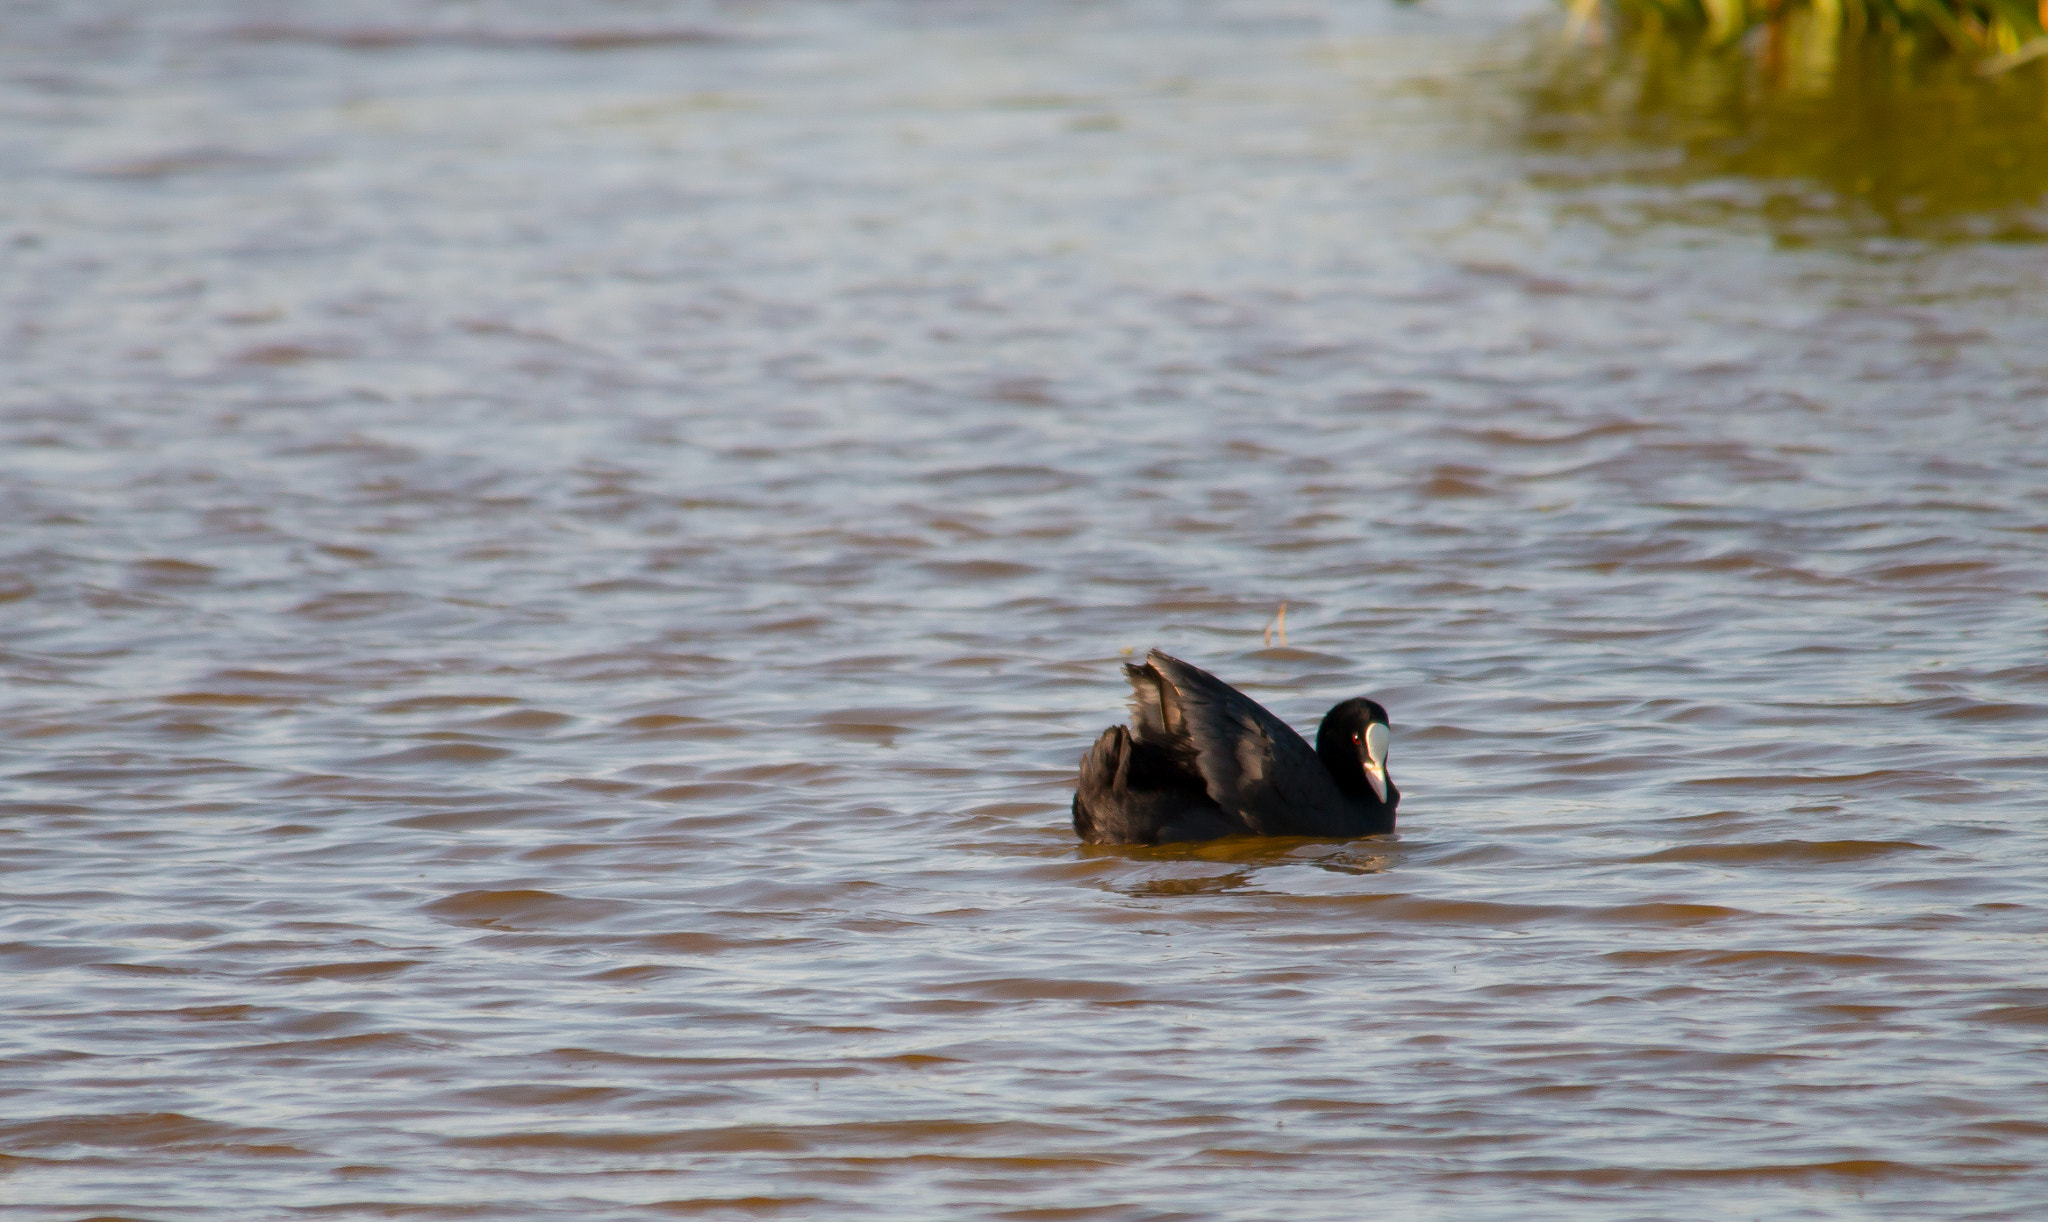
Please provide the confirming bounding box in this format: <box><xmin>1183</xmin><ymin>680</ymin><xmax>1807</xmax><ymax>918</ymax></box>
<box><xmin>1072</xmin><ymin>721</ymin><xmax>1239</xmax><ymax>845</ymax></box>
<box><xmin>1072</xmin><ymin>725</ymin><xmax>1129</xmax><ymax>842</ymax></box>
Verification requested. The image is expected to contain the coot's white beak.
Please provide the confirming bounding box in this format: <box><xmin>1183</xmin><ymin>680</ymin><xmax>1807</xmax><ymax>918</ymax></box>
<box><xmin>1363</xmin><ymin>721</ymin><xmax>1389</xmax><ymax>804</ymax></box>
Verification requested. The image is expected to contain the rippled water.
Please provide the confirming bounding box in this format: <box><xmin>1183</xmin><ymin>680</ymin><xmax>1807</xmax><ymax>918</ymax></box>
<box><xmin>5</xmin><ymin>2</ymin><xmax>2048</xmax><ymax>1218</ymax></box>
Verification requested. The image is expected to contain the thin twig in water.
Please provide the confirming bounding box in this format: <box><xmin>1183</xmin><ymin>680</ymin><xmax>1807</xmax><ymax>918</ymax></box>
<box><xmin>1263</xmin><ymin>602</ymin><xmax>1287</xmax><ymax>648</ymax></box>
<box><xmin>1980</xmin><ymin>37</ymin><xmax>2048</xmax><ymax>75</ymax></box>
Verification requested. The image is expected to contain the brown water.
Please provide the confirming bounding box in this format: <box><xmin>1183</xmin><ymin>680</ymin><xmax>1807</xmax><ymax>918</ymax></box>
<box><xmin>5</xmin><ymin>2</ymin><xmax>2048</xmax><ymax>1219</ymax></box>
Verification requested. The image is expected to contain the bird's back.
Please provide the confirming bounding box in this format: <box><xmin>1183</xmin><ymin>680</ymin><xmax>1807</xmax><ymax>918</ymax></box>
<box><xmin>1129</xmin><ymin>651</ymin><xmax>1362</xmax><ymax>838</ymax></box>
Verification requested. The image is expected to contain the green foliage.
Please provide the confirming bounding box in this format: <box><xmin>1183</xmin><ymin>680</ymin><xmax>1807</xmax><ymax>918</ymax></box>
<box><xmin>1523</xmin><ymin>15</ymin><xmax>2048</xmax><ymax>240</ymax></box>
<box><xmin>1571</xmin><ymin>0</ymin><xmax>2048</xmax><ymax>66</ymax></box>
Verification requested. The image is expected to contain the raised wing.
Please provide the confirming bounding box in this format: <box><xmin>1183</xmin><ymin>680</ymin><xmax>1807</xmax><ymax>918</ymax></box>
<box><xmin>1132</xmin><ymin>650</ymin><xmax>1353</xmax><ymax>837</ymax></box>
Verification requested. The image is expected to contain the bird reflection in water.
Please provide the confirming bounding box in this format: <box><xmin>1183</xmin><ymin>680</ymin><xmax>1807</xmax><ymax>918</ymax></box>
<box><xmin>1093</xmin><ymin>838</ymin><xmax>1398</xmax><ymax>898</ymax></box>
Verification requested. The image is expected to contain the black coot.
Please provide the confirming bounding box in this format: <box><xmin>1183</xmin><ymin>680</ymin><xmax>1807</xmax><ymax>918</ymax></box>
<box><xmin>1072</xmin><ymin>650</ymin><xmax>1398</xmax><ymax>845</ymax></box>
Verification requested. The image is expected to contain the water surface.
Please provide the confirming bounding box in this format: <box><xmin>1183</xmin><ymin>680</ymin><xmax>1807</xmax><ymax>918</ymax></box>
<box><xmin>4</xmin><ymin>2</ymin><xmax>2048</xmax><ymax>1219</ymax></box>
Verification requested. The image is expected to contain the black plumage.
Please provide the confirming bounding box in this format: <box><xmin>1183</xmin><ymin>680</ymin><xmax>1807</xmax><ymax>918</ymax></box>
<box><xmin>1072</xmin><ymin>650</ymin><xmax>1399</xmax><ymax>845</ymax></box>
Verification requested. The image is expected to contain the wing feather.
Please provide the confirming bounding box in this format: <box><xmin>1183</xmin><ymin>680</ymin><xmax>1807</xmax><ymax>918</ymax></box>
<box><xmin>1141</xmin><ymin>650</ymin><xmax>1352</xmax><ymax>836</ymax></box>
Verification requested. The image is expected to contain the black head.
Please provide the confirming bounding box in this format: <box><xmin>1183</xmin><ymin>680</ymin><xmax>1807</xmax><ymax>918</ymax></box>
<box><xmin>1316</xmin><ymin>697</ymin><xmax>1396</xmax><ymax>811</ymax></box>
